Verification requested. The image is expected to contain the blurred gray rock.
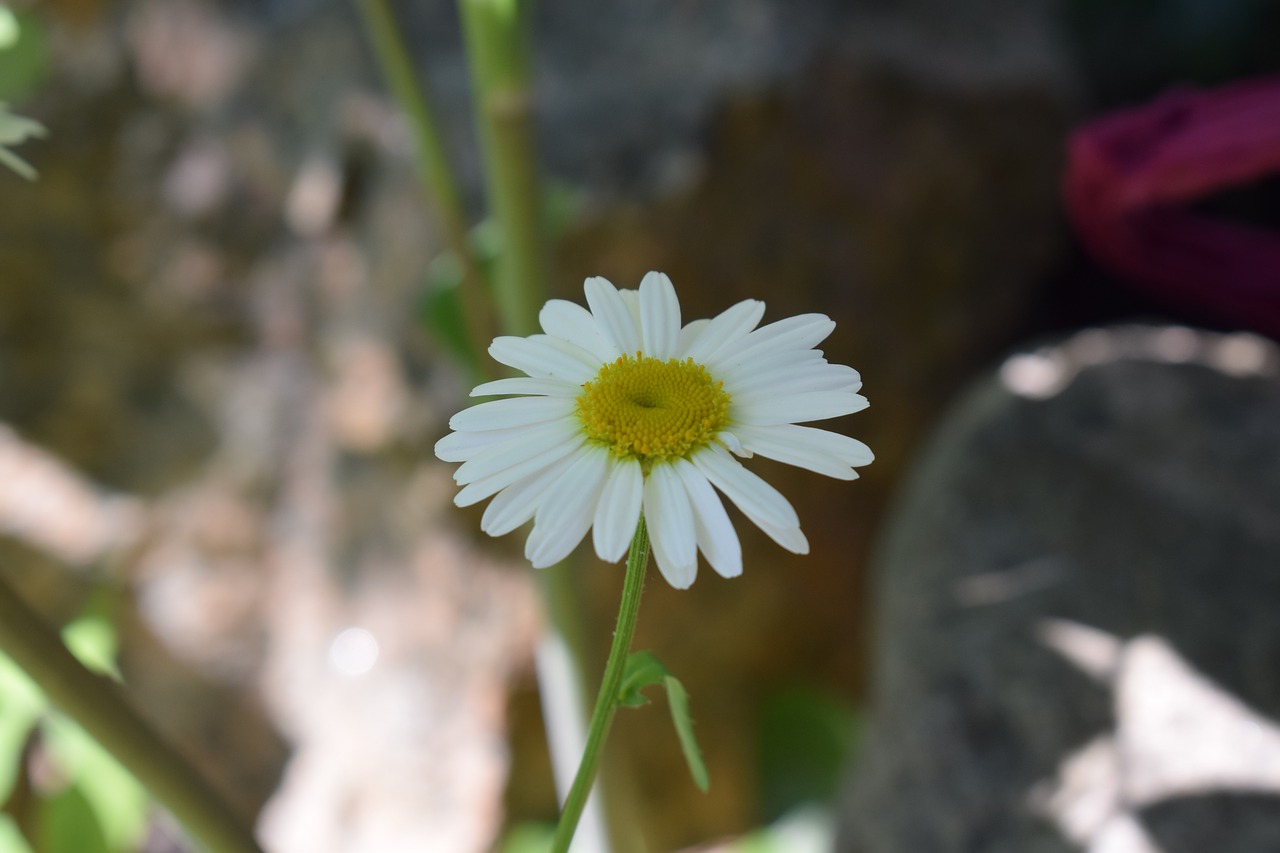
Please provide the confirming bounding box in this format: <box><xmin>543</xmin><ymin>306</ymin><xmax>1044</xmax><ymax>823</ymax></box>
<box><xmin>835</xmin><ymin>326</ymin><xmax>1280</xmax><ymax>853</ymax></box>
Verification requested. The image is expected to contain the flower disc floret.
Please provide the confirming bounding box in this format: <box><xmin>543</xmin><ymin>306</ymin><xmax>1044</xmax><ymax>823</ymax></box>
<box><xmin>577</xmin><ymin>353</ymin><xmax>730</xmax><ymax>464</ymax></box>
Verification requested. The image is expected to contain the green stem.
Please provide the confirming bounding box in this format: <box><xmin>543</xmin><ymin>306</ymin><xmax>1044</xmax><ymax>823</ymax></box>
<box><xmin>456</xmin><ymin>0</ymin><xmax>547</xmax><ymax>336</ymax></box>
<box><xmin>354</xmin><ymin>0</ymin><xmax>496</xmax><ymax>362</ymax></box>
<box><xmin>0</xmin><ymin>575</ymin><xmax>263</xmax><ymax>853</ymax></box>
<box><xmin>551</xmin><ymin>519</ymin><xmax>650</xmax><ymax>853</ymax></box>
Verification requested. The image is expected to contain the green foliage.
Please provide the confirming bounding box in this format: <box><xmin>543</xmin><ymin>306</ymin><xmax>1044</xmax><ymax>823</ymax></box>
<box><xmin>0</xmin><ymin>614</ymin><xmax>151</xmax><ymax>852</ymax></box>
<box><xmin>0</xmin><ymin>817</ymin><xmax>34</xmax><ymax>853</ymax></box>
<box><xmin>0</xmin><ymin>102</ymin><xmax>43</xmax><ymax>180</ymax></box>
<box><xmin>616</xmin><ymin>650</ymin><xmax>668</xmax><ymax>709</ymax></box>
<box><xmin>0</xmin><ymin>650</ymin><xmax>42</xmax><ymax>803</ymax></box>
<box><xmin>419</xmin><ymin>185</ymin><xmax>582</xmax><ymax>371</ymax></box>
<box><xmin>662</xmin><ymin>675</ymin><xmax>709</xmax><ymax>793</ymax></box>
<box><xmin>498</xmin><ymin>821</ymin><xmax>555</xmax><ymax>853</ymax></box>
<box><xmin>0</xmin><ymin>7</ymin><xmax>50</xmax><ymax>103</ymax></box>
<box><xmin>756</xmin><ymin>686</ymin><xmax>860</xmax><ymax>821</ymax></box>
<box><xmin>44</xmin><ymin>716</ymin><xmax>148</xmax><ymax>851</ymax></box>
<box><xmin>420</xmin><ymin>253</ymin><xmax>481</xmax><ymax>375</ymax></box>
<box><xmin>40</xmin><ymin>785</ymin><xmax>111</xmax><ymax>853</ymax></box>
<box><xmin>618</xmin><ymin>651</ymin><xmax>710</xmax><ymax>792</ymax></box>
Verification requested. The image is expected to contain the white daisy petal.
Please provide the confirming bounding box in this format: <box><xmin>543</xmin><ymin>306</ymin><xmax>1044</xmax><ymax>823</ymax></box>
<box><xmin>733</xmin><ymin>424</ymin><xmax>871</xmax><ymax>480</ymax></box>
<box><xmin>755</xmin><ymin>518</ymin><xmax>810</xmax><ymax>554</ymax></box>
<box><xmin>584</xmin><ymin>276</ymin><xmax>641</xmax><ymax>355</ymax></box>
<box><xmin>644</xmin><ymin>464</ymin><xmax>698</xmax><ymax>589</ymax></box>
<box><xmin>490</xmin><ymin>336</ymin><xmax>597</xmax><ymax>382</ymax></box>
<box><xmin>639</xmin><ymin>272</ymin><xmax>680</xmax><ymax>359</ymax></box>
<box><xmin>481</xmin><ymin>452</ymin><xmax>581</xmax><ymax>536</ymax></box>
<box><xmin>435</xmin><ymin>425</ymin><xmax>532</xmax><ymax>462</ymax></box>
<box><xmin>469</xmin><ymin>377</ymin><xmax>581</xmax><ymax>398</ymax></box>
<box><xmin>453</xmin><ymin>420</ymin><xmax>580</xmax><ymax>485</ymax></box>
<box><xmin>719</xmin><ymin>349</ymin><xmax>828</xmax><ymax>388</ymax></box>
<box><xmin>525</xmin><ymin>447</ymin><xmax>611</xmax><ymax>568</ymax></box>
<box><xmin>540</xmin><ymin>299</ymin><xmax>619</xmax><ymax>362</ymax></box>
<box><xmin>454</xmin><ymin>436</ymin><xmax>585</xmax><ymax>507</ymax></box>
<box><xmin>617</xmin><ymin>289</ymin><xmax>642</xmax><ymax>332</ymax></box>
<box><xmin>682</xmin><ymin>299</ymin><xmax>766</xmax><ymax>363</ymax></box>
<box><xmin>716</xmin><ymin>430</ymin><xmax>747</xmax><ymax>456</ymax></box>
<box><xmin>708</xmin><ymin>314</ymin><xmax>835</xmax><ymax>372</ymax></box>
<box><xmin>673</xmin><ymin>459</ymin><xmax>742</xmax><ymax>578</ymax></box>
<box><xmin>435</xmin><ymin>273</ymin><xmax>868</xmax><ymax>586</ymax></box>
<box><xmin>734</xmin><ymin>391</ymin><xmax>869</xmax><ymax>425</ymax></box>
<box><xmin>677</xmin><ymin>318</ymin><xmax>711</xmax><ymax>357</ymax></box>
<box><xmin>592</xmin><ymin>456</ymin><xmax>644</xmax><ymax>562</ymax></box>
<box><xmin>690</xmin><ymin>444</ymin><xmax>804</xmax><ymax>550</ymax></box>
<box><xmin>726</xmin><ymin>362</ymin><xmax>861</xmax><ymax>397</ymax></box>
<box><xmin>449</xmin><ymin>396</ymin><xmax>575</xmax><ymax>431</ymax></box>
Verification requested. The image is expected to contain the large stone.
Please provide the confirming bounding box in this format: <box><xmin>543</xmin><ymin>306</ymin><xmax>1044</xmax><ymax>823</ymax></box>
<box><xmin>836</xmin><ymin>326</ymin><xmax>1280</xmax><ymax>853</ymax></box>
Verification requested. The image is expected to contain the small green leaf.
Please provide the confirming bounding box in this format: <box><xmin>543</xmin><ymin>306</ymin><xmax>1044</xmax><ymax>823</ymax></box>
<box><xmin>0</xmin><ymin>815</ymin><xmax>35</xmax><ymax>853</ymax></box>
<box><xmin>0</xmin><ymin>653</ymin><xmax>45</xmax><ymax>803</ymax></box>
<box><xmin>44</xmin><ymin>716</ymin><xmax>148</xmax><ymax>851</ymax></box>
<box><xmin>664</xmin><ymin>675</ymin><xmax>709</xmax><ymax>792</ymax></box>
<box><xmin>0</xmin><ymin>11</ymin><xmax>51</xmax><ymax>103</ymax></box>
<box><xmin>60</xmin><ymin>616</ymin><xmax>120</xmax><ymax>681</ymax></box>
<box><xmin>617</xmin><ymin>650</ymin><xmax>670</xmax><ymax>709</ymax></box>
<box><xmin>40</xmin><ymin>783</ymin><xmax>110</xmax><ymax>853</ymax></box>
<box><xmin>420</xmin><ymin>253</ymin><xmax>481</xmax><ymax>373</ymax></box>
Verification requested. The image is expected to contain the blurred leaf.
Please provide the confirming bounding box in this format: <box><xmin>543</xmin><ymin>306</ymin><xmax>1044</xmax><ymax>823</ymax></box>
<box><xmin>420</xmin><ymin>253</ymin><xmax>481</xmax><ymax>373</ymax></box>
<box><xmin>0</xmin><ymin>10</ymin><xmax>50</xmax><ymax>104</ymax></box>
<box><xmin>543</xmin><ymin>183</ymin><xmax>583</xmax><ymax>237</ymax></box>
<box><xmin>43</xmin><ymin>615</ymin><xmax>147</xmax><ymax>851</ymax></box>
<box><xmin>40</xmin><ymin>783</ymin><xmax>110</xmax><ymax>853</ymax></box>
<box><xmin>498</xmin><ymin>821</ymin><xmax>554</xmax><ymax>853</ymax></box>
<box><xmin>0</xmin><ymin>102</ymin><xmax>43</xmax><ymax>180</ymax></box>
<box><xmin>617</xmin><ymin>650</ymin><xmax>669</xmax><ymax>709</ymax></box>
<box><xmin>0</xmin><ymin>8</ymin><xmax>17</xmax><ymax>48</ymax></box>
<box><xmin>664</xmin><ymin>675</ymin><xmax>710</xmax><ymax>793</ymax></box>
<box><xmin>756</xmin><ymin>686</ymin><xmax>860</xmax><ymax>821</ymax></box>
<box><xmin>0</xmin><ymin>654</ymin><xmax>44</xmax><ymax>803</ymax></box>
<box><xmin>0</xmin><ymin>816</ymin><xmax>34</xmax><ymax>853</ymax></box>
<box><xmin>60</xmin><ymin>616</ymin><xmax>120</xmax><ymax>681</ymax></box>
<box><xmin>470</xmin><ymin>218</ymin><xmax>504</xmax><ymax>264</ymax></box>
<box><xmin>43</xmin><ymin>717</ymin><xmax>148</xmax><ymax>852</ymax></box>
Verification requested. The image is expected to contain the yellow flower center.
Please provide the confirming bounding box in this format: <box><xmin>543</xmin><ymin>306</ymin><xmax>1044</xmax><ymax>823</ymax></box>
<box><xmin>577</xmin><ymin>353</ymin><xmax>731</xmax><ymax>463</ymax></box>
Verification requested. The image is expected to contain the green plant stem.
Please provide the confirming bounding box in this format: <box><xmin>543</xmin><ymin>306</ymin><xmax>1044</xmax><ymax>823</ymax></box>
<box><xmin>456</xmin><ymin>0</ymin><xmax>547</xmax><ymax>336</ymax></box>
<box><xmin>551</xmin><ymin>519</ymin><xmax>650</xmax><ymax>853</ymax></box>
<box><xmin>0</xmin><ymin>574</ymin><xmax>263</xmax><ymax>853</ymax></box>
<box><xmin>355</xmin><ymin>0</ymin><xmax>496</xmax><ymax>359</ymax></box>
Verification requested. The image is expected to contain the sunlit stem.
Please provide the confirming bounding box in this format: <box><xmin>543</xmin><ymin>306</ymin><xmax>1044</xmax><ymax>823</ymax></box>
<box><xmin>551</xmin><ymin>519</ymin><xmax>650</xmax><ymax>853</ymax></box>
<box><xmin>354</xmin><ymin>0</ymin><xmax>496</xmax><ymax>366</ymax></box>
<box><xmin>0</xmin><ymin>574</ymin><xmax>263</xmax><ymax>853</ymax></box>
<box><xmin>456</xmin><ymin>0</ymin><xmax>547</xmax><ymax>337</ymax></box>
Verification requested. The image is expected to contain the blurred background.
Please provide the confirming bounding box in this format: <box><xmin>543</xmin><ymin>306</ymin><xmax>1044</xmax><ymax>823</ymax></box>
<box><xmin>0</xmin><ymin>0</ymin><xmax>1278</xmax><ymax>851</ymax></box>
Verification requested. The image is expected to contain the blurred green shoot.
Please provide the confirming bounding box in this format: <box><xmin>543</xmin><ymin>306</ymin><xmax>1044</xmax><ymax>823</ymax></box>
<box><xmin>0</xmin><ymin>103</ymin><xmax>44</xmax><ymax>180</ymax></box>
<box><xmin>0</xmin><ymin>614</ymin><xmax>149</xmax><ymax>853</ymax></box>
<box><xmin>757</xmin><ymin>686</ymin><xmax>860</xmax><ymax>822</ymax></box>
<box><xmin>0</xmin><ymin>5</ymin><xmax>48</xmax><ymax>103</ymax></box>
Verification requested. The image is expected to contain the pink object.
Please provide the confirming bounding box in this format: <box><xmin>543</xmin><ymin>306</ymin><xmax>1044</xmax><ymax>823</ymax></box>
<box><xmin>1064</xmin><ymin>76</ymin><xmax>1280</xmax><ymax>336</ymax></box>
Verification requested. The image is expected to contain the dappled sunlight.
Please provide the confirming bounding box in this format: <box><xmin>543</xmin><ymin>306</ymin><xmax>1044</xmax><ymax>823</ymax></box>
<box><xmin>1001</xmin><ymin>326</ymin><xmax>1278</xmax><ymax>401</ymax></box>
<box><xmin>1034</xmin><ymin>621</ymin><xmax>1280</xmax><ymax>852</ymax></box>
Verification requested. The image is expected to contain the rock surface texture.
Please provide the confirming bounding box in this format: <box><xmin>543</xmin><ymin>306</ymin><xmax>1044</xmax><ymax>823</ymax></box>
<box><xmin>835</xmin><ymin>326</ymin><xmax>1280</xmax><ymax>853</ymax></box>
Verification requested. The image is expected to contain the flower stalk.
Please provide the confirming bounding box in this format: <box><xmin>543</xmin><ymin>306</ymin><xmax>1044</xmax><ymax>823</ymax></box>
<box><xmin>0</xmin><ymin>573</ymin><xmax>263</xmax><ymax>853</ymax></box>
<box><xmin>354</xmin><ymin>0</ymin><xmax>496</xmax><ymax>364</ymax></box>
<box><xmin>551</xmin><ymin>519</ymin><xmax>650</xmax><ymax>853</ymax></box>
<box><xmin>456</xmin><ymin>0</ymin><xmax>547</xmax><ymax>337</ymax></box>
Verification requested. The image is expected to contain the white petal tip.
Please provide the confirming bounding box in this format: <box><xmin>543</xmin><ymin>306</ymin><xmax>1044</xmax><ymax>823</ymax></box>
<box><xmin>662</xmin><ymin>570</ymin><xmax>697</xmax><ymax>590</ymax></box>
<box><xmin>712</xmin><ymin>563</ymin><xmax>743</xmax><ymax>579</ymax></box>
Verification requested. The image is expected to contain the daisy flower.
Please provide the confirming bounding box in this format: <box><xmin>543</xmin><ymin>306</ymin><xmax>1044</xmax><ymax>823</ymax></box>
<box><xmin>434</xmin><ymin>272</ymin><xmax>872</xmax><ymax>589</ymax></box>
